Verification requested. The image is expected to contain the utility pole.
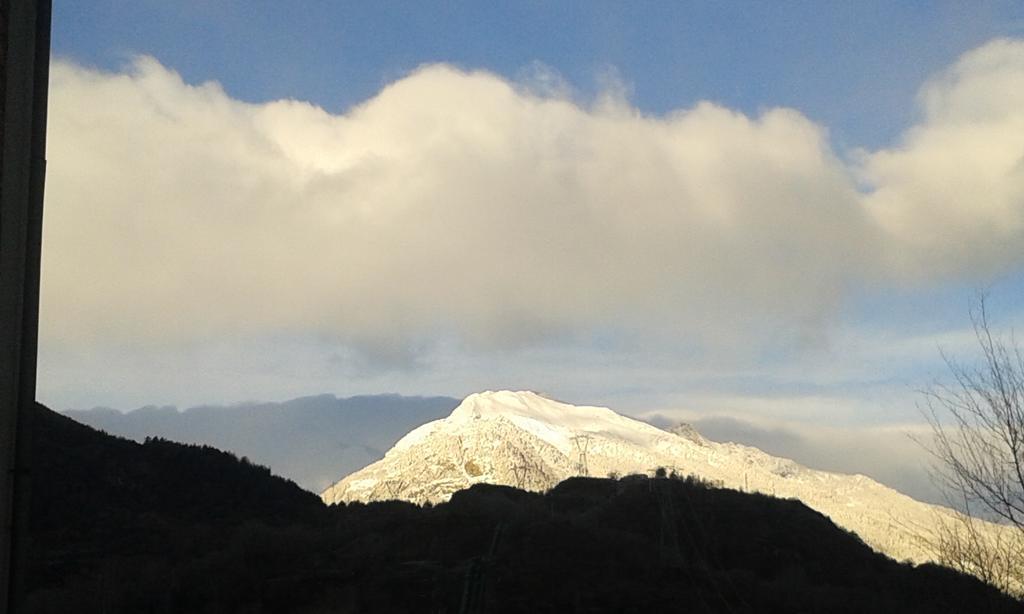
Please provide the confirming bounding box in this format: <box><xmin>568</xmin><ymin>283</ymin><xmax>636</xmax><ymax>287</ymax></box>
<box><xmin>0</xmin><ymin>2</ymin><xmax>51</xmax><ymax>612</ymax></box>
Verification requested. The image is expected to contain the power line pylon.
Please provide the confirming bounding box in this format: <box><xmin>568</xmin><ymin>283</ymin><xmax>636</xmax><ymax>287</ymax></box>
<box><xmin>509</xmin><ymin>447</ymin><xmax>545</xmax><ymax>490</ymax></box>
<box><xmin>382</xmin><ymin>478</ymin><xmax>406</xmax><ymax>500</ymax></box>
<box><xmin>571</xmin><ymin>434</ymin><xmax>591</xmax><ymax>476</ymax></box>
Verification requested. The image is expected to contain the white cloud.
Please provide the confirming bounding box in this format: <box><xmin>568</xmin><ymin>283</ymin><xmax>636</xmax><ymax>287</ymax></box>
<box><xmin>860</xmin><ymin>38</ymin><xmax>1024</xmax><ymax>280</ymax></box>
<box><xmin>40</xmin><ymin>39</ymin><xmax>1024</xmax><ymax>363</ymax></box>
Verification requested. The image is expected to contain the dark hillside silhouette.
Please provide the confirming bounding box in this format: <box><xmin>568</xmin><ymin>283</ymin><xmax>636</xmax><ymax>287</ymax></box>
<box><xmin>32</xmin><ymin>401</ymin><xmax>322</xmax><ymax>531</ymax></box>
<box><xmin>26</xmin><ymin>403</ymin><xmax>1024</xmax><ymax>613</ymax></box>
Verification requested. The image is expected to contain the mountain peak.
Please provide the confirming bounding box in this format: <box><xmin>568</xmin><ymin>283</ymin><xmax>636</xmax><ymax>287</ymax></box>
<box><xmin>452</xmin><ymin>390</ymin><xmax>602</xmax><ymax>420</ymax></box>
<box><xmin>445</xmin><ymin>390</ymin><xmax>656</xmax><ymax>456</ymax></box>
<box><xmin>321</xmin><ymin>391</ymin><xmax>1016</xmax><ymax>573</ymax></box>
<box><xmin>452</xmin><ymin>390</ymin><xmax>546</xmax><ymax>416</ymax></box>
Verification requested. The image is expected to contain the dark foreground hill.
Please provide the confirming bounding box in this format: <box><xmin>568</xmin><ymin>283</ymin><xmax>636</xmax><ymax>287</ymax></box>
<box><xmin>26</xmin><ymin>403</ymin><xmax>1023</xmax><ymax>613</ymax></box>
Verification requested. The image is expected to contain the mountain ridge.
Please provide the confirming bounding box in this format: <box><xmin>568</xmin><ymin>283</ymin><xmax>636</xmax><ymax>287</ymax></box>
<box><xmin>28</xmin><ymin>401</ymin><xmax>1022</xmax><ymax>612</ymax></box>
<box><xmin>322</xmin><ymin>390</ymin><xmax>1015</xmax><ymax>570</ymax></box>
<box><xmin>63</xmin><ymin>393</ymin><xmax>460</xmax><ymax>492</ymax></box>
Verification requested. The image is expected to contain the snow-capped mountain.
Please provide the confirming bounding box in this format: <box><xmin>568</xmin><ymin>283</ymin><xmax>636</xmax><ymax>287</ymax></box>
<box><xmin>321</xmin><ymin>390</ymin><xmax>1010</xmax><ymax>567</ymax></box>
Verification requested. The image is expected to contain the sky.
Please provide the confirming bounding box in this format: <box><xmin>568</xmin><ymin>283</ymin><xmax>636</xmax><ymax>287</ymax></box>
<box><xmin>36</xmin><ymin>2</ymin><xmax>1024</xmax><ymax>498</ymax></box>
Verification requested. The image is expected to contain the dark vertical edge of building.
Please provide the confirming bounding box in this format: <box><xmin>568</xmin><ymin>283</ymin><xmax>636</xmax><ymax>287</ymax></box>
<box><xmin>0</xmin><ymin>1</ymin><xmax>50</xmax><ymax>612</ymax></box>
<box><xmin>0</xmin><ymin>2</ymin><xmax>7</xmax><ymax>184</ymax></box>
<box><xmin>11</xmin><ymin>0</ymin><xmax>48</xmax><ymax>608</ymax></box>
<box><xmin>0</xmin><ymin>0</ymin><xmax>11</xmax><ymax>603</ymax></box>
<box><xmin>0</xmin><ymin>1</ymin><xmax>22</xmax><ymax>609</ymax></box>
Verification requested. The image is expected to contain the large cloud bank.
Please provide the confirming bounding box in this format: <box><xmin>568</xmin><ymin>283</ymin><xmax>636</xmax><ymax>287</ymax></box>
<box><xmin>41</xmin><ymin>39</ymin><xmax>1024</xmax><ymax>360</ymax></box>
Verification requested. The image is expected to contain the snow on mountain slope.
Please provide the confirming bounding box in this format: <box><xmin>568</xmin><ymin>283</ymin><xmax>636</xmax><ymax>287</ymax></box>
<box><xmin>321</xmin><ymin>390</ymin><xmax>1013</xmax><ymax>567</ymax></box>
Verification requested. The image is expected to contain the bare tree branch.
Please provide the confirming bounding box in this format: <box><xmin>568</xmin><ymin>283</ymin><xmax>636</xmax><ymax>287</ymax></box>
<box><xmin>921</xmin><ymin>295</ymin><xmax>1024</xmax><ymax>596</ymax></box>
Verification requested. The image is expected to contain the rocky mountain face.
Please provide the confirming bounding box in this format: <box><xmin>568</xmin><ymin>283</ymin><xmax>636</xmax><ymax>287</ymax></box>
<box><xmin>321</xmin><ymin>390</ymin><xmax>1013</xmax><ymax>569</ymax></box>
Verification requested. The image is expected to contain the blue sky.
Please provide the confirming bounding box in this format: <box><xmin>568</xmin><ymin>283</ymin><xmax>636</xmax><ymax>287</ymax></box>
<box><xmin>38</xmin><ymin>3</ymin><xmax>1024</xmax><ymax>498</ymax></box>
<box><xmin>54</xmin><ymin>1</ymin><xmax>1024</xmax><ymax>149</ymax></box>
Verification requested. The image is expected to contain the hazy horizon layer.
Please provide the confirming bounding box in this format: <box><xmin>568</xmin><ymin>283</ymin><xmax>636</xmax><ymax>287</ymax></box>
<box><xmin>62</xmin><ymin>391</ymin><xmax>945</xmax><ymax>506</ymax></box>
